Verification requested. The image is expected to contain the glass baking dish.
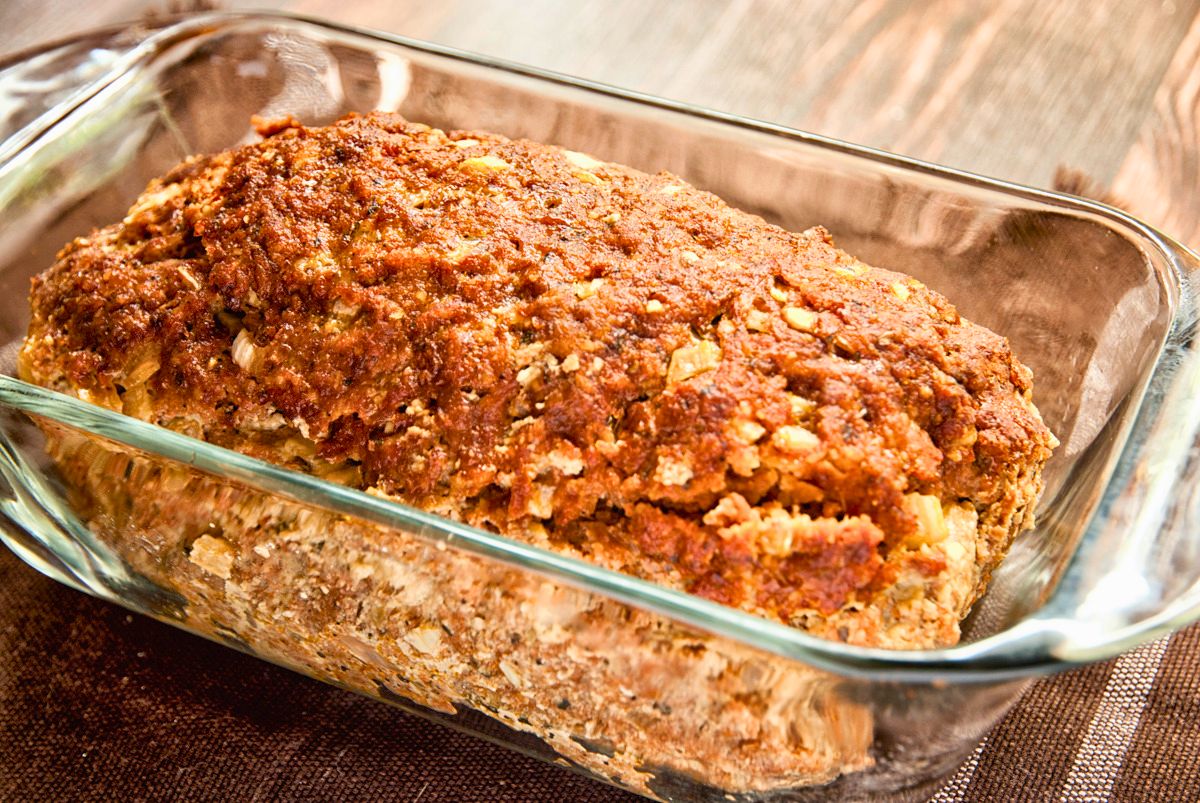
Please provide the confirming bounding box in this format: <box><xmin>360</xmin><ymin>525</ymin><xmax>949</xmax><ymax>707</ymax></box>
<box><xmin>1</xmin><ymin>12</ymin><xmax>1199</xmax><ymax>801</ymax></box>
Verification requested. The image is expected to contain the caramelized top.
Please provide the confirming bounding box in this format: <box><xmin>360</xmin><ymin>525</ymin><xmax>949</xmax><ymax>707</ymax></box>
<box><xmin>22</xmin><ymin>113</ymin><xmax>1055</xmax><ymax>628</ymax></box>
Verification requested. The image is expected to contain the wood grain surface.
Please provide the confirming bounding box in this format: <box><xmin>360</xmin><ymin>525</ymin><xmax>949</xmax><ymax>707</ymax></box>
<box><xmin>1</xmin><ymin>2</ymin><xmax>1198</xmax><ymax>802</ymax></box>
<box><xmin>2</xmin><ymin>0</ymin><xmax>1198</xmax><ymax>227</ymax></box>
<box><xmin>1115</xmin><ymin>6</ymin><xmax>1200</xmax><ymax>244</ymax></box>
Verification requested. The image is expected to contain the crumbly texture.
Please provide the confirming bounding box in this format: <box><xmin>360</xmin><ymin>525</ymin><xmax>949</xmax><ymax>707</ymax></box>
<box><xmin>20</xmin><ymin>112</ymin><xmax>1055</xmax><ymax>648</ymax></box>
<box><xmin>40</xmin><ymin>424</ymin><xmax>876</xmax><ymax>796</ymax></box>
<box><xmin>19</xmin><ymin>111</ymin><xmax>1055</xmax><ymax>793</ymax></box>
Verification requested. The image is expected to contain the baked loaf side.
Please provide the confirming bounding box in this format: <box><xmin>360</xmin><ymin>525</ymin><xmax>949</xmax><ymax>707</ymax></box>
<box><xmin>20</xmin><ymin>112</ymin><xmax>1056</xmax><ymax>649</ymax></box>
<box><xmin>41</xmin><ymin>423</ymin><xmax>876</xmax><ymax>796</ymax></box>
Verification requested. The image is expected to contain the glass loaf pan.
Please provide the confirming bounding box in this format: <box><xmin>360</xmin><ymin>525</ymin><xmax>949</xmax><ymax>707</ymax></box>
<box><xmin>2</xmin><ymin>12</ymin><xmax>1199</xmax><ymax>802</ymax></box>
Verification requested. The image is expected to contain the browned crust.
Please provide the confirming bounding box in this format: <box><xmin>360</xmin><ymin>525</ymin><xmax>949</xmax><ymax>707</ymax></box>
<box><xmin>20</xmin><ymin>112</ymin><xmax>1056</xmax><ymax>648</ymax></box>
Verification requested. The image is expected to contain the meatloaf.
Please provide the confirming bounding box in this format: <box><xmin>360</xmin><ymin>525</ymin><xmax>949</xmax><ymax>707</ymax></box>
<box><xmin>18</xmin><ymin>112</ymin><xmax>1056</xmax><ymax>795</ymax></box>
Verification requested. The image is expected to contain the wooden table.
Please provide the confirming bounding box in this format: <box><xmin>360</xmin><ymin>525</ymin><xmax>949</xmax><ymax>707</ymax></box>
<box><xmin>1</xmin><ymin>2</ymin><xmax>1198</xmax><ymax>801</ymax></box>
<box><xmin>3</xmin><ymin>0</ymin><xmax>1196</xmax><ymax>244</ymax></box>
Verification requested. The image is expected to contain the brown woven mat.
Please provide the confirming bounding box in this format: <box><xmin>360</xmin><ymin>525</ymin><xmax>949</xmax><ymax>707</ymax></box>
<box><xmin>2</xmin><ymin>545</ymin><xmax>1199</xmax><ymax>802</ymax></box>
